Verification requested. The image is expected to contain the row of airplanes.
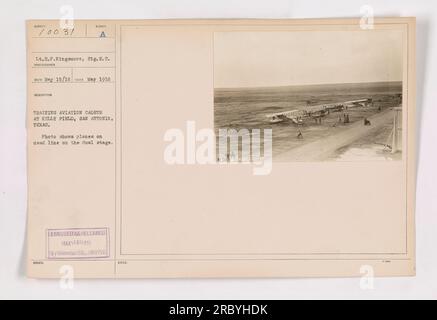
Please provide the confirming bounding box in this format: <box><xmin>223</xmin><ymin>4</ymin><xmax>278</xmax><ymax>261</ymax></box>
<box><xmin>266</xmin><ymin>98</ymin><xmax>373</xmax><ymax>124</ymax></box>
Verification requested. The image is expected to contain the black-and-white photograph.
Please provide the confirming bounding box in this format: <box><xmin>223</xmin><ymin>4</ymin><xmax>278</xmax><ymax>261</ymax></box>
<box><xmin>214</xmin><ymin>31</ymin><xmax>403</xmax><ymax>161</ymax></box>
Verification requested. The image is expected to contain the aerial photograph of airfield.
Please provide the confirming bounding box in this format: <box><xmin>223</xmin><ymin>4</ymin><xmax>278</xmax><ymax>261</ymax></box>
<box><xmin>213</xmin><ymin>30</ymin><xmax>404</xmax><ymax>162</ymax></box>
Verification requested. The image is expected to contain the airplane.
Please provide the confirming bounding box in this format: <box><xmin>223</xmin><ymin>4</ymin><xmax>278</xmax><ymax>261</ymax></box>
<box><xmin>266</xmin><ymin>98</ymin><xmax>372</xmax><ymax>124</ymax></box>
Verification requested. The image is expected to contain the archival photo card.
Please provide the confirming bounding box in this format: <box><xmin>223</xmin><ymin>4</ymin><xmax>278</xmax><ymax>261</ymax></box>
<box><xmin>26</xmin><ymin>19</ymin><xmax>415</xmax><ymax>278</ymax></box>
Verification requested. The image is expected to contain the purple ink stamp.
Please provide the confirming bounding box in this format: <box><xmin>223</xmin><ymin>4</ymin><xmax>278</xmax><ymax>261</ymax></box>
<box><xmin>47</xmin><ymin>227</ymin><xmax>110</xmax><ymax>259</ymax></box>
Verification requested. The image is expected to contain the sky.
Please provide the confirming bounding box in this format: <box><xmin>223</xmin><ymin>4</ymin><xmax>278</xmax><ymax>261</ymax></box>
<box><xmin>214</xmin><ymin>30</ymin><xmax>403</xmax><ymax>88</ymax></box>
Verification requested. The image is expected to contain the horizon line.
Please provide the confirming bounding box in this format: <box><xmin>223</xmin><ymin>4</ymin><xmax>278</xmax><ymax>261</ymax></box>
<box><xmin>214</xmin><ymin>80</ymin><xmax>403</xmax><ymax>91</ymax></box>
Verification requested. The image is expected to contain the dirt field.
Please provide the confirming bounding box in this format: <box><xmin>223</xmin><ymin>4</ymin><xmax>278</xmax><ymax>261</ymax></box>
<box><xmin>276</xmin><ymin>107</ymin><xmax>399</xmax><ymax>161</ymax></box>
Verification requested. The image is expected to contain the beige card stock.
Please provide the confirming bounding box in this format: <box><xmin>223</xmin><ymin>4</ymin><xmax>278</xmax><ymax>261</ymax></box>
<box><xmin>26</xmin><ymin>18</ymin><xmax>416</xmax><ymax>278</ymax></box>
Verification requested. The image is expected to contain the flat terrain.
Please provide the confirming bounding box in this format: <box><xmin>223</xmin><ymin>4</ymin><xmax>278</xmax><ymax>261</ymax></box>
<box><xmin>276</xmin><ymin>108</ymin><xmax>396</xmax><ymax>161</ymax></box>
<box><xmin>214</xmin><ymin>82</ymin><xmax>402</xmax><ymax>161</ymax></box>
